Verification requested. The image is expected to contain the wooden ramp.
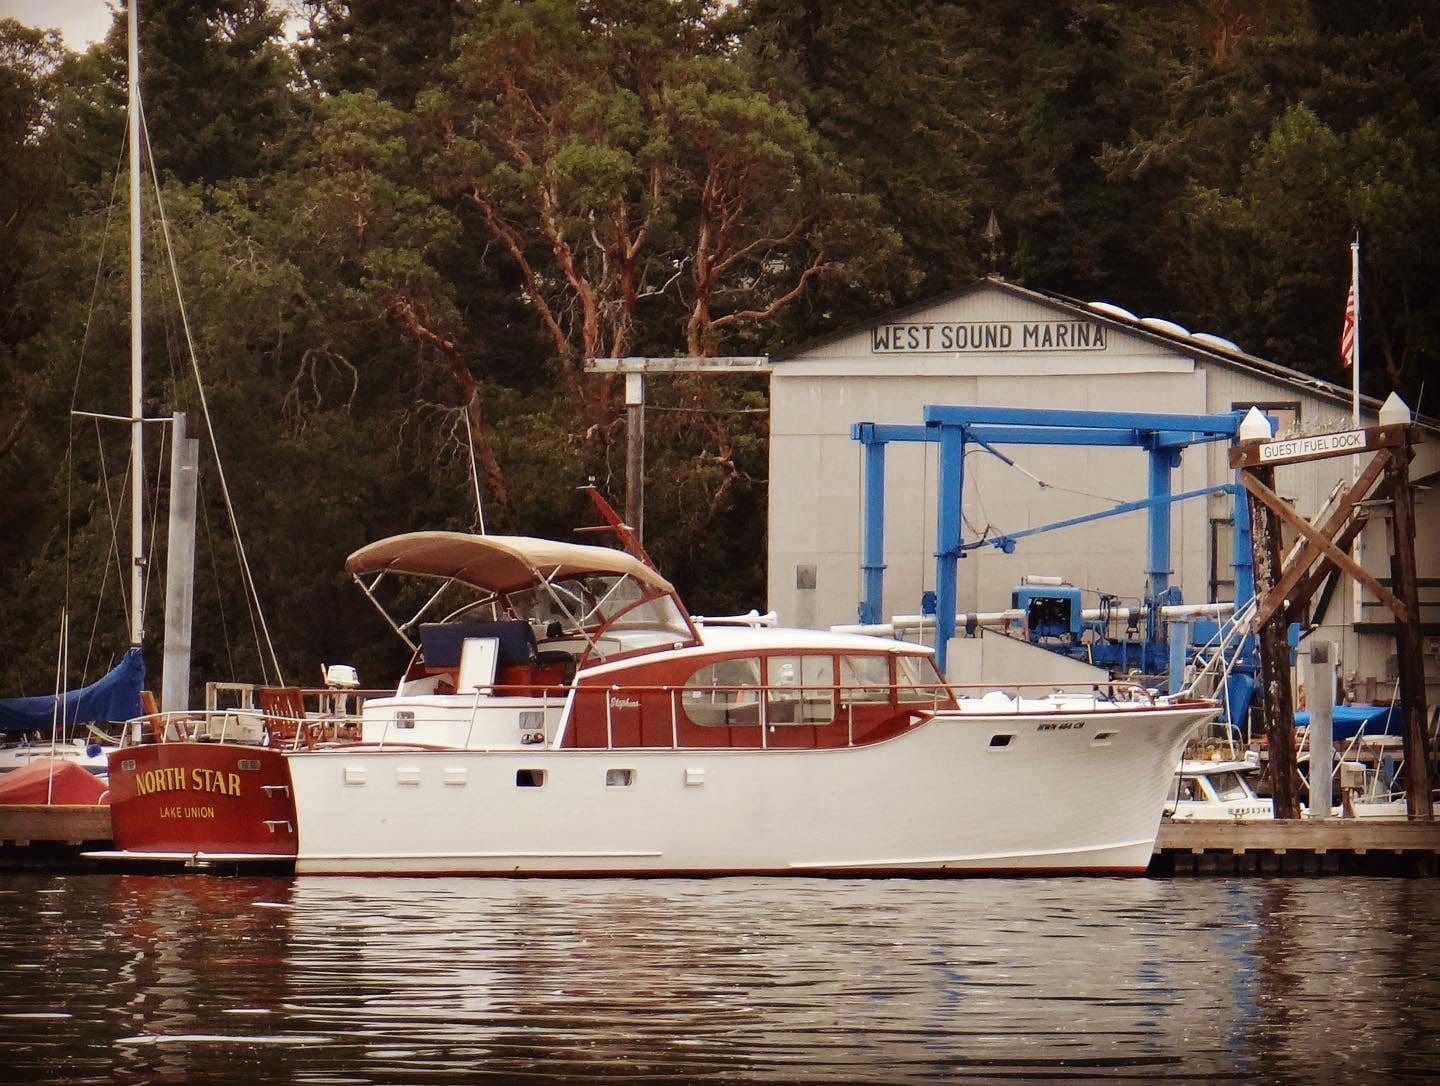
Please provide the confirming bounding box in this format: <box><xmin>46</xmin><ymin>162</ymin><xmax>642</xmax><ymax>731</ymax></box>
<box><xmin>1153</xmin><ymin>818</ymin><xmax>1440</xmax><ymax>876</ymax></box>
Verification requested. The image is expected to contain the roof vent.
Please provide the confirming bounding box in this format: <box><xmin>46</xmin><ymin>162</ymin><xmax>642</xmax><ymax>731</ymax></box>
<box><xmin>1190</xmin><ymin>331</ymin><xmax>1243</xmax><ymax>354</ymax></box>
<box><xmin>1087</xmin><ymin>301</ymin><xmax>1137</xmax><ymax>321</ymax></box>
<box><xmin>1138</xmin><ymin>316</ymin><xmax>1190</xmax><ymax>337</ymax></box>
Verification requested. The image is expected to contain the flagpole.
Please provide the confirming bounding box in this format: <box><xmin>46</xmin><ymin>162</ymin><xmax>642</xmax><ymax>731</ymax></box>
<box><xmin>1350</xmin><ymin>235</ymin><xmax>1363</xmax><ymax>629</ymax></box>
<box><xmin>1350</xmin><ymin>235</ymin><xmax>1360</xmax><ymax>428</ymax></box>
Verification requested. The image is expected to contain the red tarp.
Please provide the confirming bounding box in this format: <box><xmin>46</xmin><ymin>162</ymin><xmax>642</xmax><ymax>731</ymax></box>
<box><xmin>0</xmin><ymin>759</ymin><xmax>108</xmax><ymax>805</ymax></box>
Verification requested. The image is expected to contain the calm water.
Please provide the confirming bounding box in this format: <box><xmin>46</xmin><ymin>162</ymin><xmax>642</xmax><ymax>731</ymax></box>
<box><xmin>0</xmin><ymin>874</ymin><xmax>1436</xmax><ymax>1084</ymax></box>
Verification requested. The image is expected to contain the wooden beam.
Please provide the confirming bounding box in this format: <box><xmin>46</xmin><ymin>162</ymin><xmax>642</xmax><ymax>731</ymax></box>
<box><xmin>1247</xmin><ymin>464</ymin><xmax>1303</xmax><ymax>820</ymax></box>
<box><xmin>1228</xmin><ymin>422</ymin><xmax>1411</xmax><ymax>469</ymax></box>
<box><xmin>1241</xmin><ymin>470</ymin><xmax>1407</xmax><ymax>626</ymax></box>
<box><xmin>1385</xmin><ymin>443</ymin><xmax>1434</xmax><ymax>820</ymax></box>
<box><xmin>1286</xmin><ymin>515</ymin><xmax>1368</xmax><ymax>625</ymax></box>
<box><xmin>586</xmin><ymin>356</ymin><xmax>771</xmax><ymax>373</ymax></box>
<box><xmin>1262</xmin><ymin>455</ymin><xmax>1390</xmax><ymax>624</ymax></box>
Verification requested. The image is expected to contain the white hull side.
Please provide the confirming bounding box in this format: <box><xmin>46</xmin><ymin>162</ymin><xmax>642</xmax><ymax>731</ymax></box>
<box><xmin>287</xmin><ymin>705</ymin><xmax>1215</xmax><ymax>875</ymax></box>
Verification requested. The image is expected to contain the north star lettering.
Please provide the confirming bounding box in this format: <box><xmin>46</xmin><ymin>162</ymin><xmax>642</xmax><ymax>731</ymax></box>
<box><xmin>132</xmin><ymin>766</ymin><xmax>243</xmax><ymax>797</ymax></box>
<box><xmin>870</xmin><ymin>320</ymin><xmax>1105</xmax><ymax>353</ymax></box>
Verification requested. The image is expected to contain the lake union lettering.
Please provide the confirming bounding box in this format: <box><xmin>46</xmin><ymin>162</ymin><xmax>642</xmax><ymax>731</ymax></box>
<box><xmin>159</xmin><ymin>805</ymin><xmax>218</xmax><ymax>820</ymax></box>
<box><xmin>870</xmin><ymin>320</ymin><xmax>1106</xmax><ymax>353</ymax></box>
<box><xmin>132</xmin><ymin>766</ymin><xmax>243</xmax><ymax>797</ymax></box>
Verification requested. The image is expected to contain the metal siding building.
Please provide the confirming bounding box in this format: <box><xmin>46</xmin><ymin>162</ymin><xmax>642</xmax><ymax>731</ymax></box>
<box><xmin>766</xmin><ymin>279</ymin><xmax>1438</xmax><ymax>691</ymax></box>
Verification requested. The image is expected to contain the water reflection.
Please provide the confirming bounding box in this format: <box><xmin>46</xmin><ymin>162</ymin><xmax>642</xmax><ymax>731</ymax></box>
<box><xmin>0</xmin><ymin>875</ymin><xmax>1437</xmax><ymax>1083</ymax></box>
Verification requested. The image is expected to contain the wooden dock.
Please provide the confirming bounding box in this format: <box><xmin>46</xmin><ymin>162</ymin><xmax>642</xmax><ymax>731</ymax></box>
<box><xmin>0</xmin><ymin>804</ymin><xmax>113</xmax><ymax>871</ymax></box>
<box><xmin>1152</xmin><ymin>818</ymin><xmax>1440</xmax><ymax>876</ymax></box>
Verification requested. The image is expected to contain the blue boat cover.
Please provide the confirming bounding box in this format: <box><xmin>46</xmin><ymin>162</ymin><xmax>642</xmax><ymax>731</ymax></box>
<box><xmin>0</xmin><ymin>647</ymin><xmax>145</xmax><ymax>736</ymax></box>
<box><xmin>1295</xmin><ymin>703</ymin><xmax>1400</xmax><ymax>741</ymax></box>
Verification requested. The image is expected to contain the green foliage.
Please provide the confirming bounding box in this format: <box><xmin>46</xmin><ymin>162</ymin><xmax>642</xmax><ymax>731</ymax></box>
<box><xmin>1</xmin><ymin>0</ymin><xmax>1437</xmax><ymax>698</ymax></box>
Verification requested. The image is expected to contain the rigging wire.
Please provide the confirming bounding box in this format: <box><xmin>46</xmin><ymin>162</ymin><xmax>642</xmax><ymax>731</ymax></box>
<box><xmin>87</xmin><ymin>419</ymin><xmax>129</xmax><ymax>680</ymax></box>
<box><xmin>141</xmin><ymin>108</ymin><xmax>285</xmax><ymax>685</ymax></box>
<box><xmin>66</xmin><ymin>140</ymin><xmax>130</xmax><ymax>688</ymax></box>
<box><xmin>197</xmin><ymin>477</ymin><xmax>239</xmax><ymax>683</ymax></box>
<box><xmin>463</xmin><ymin>405</ymin><xmax>486</xmax><ymax>534</ymax></box>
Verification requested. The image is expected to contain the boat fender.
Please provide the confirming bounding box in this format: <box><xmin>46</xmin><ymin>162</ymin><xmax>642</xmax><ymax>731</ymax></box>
<box><xmin>86</xmin><ymin>743</ymin><xmax>103</xmax><ymax>758</ymax></box>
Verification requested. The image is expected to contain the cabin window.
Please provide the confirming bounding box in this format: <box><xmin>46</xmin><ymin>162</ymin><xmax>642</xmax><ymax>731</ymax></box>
<box><xmin>683</xmin><ymin>657</ymin><xmax>762</xmax><ymax>726</ymax></box>
<box><xmin>1211</xmin><ymin>771</ymin><xmax>1250</xmax><ymax>802</ymax></box>
<box><xmin>839</xmin><ymin>655</ymin><xmax>890</xmax><ymax>703</ymax></box>
<box><xmin>895</xmin><ymin>655</ymin><xmax>948</xmax><ymax>705</ymax></box>
<box><xmin>516</xmin><ymin>769</ymin><xmax>546</xmax><ymax>788</ymax></box>
<box><xmin>606</xmin><ymin>768</ymin><xmax>634</xmax><ymax>788</ymax></box>
<box><xmin>765</xmin><ymin>656</ymin><xmax>834</xmax><ymax>724</ymax></box>
<box><xmin>988</xmin><ymin>733</ymin><xmax>1014</xmax><ymax>749</ymax></box>
<box><xmin>394</xmin><ymin>710</ymin><xmax>415</xmax><ymax>730</ymax></box>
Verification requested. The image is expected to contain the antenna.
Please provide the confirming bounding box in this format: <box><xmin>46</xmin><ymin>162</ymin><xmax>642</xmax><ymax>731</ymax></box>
<box><xmin>462</xmin><ymin>401</ymin><xmax>485</xmax><ymax>533</ymax></box>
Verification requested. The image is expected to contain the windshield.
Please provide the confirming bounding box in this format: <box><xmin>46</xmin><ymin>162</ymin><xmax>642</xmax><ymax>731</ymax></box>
<box><xmin>505</xmin><ymin>573</ymin><xmax>696</xmax><ymax>658</ymax></box>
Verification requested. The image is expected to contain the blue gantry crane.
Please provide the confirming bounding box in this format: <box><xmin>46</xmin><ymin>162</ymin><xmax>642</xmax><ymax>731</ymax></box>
<box><xmin>850</xmin><ymin>405</ymin><xmax>1263</xmax><ymax>717</ymax></box>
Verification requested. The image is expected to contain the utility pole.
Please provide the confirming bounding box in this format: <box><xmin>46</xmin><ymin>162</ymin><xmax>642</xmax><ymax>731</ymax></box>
<box><xmin>585</xmin><ymin>356</ymin><xmax>771</xmax><ymax>543</ymax></box>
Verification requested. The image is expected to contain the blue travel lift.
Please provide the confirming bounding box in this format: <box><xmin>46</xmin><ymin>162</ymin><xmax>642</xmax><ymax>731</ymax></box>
<box><xmin>851</xmin><ymin>405</ymin><xmax>1266</xmax><ymax>724</ymax></box>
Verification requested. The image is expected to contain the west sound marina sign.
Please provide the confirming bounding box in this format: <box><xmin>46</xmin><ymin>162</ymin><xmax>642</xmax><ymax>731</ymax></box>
<box><xmin>871</xmin><ymin>320</ymin><xmax>1106</xmax><ymax>353</ymax></box>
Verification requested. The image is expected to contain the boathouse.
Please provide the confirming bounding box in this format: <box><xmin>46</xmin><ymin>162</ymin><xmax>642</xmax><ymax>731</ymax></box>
<box><xmin>766</xmin><ymin>278</ymin><xmax>1440</xmax><ymax>694</ymax></box>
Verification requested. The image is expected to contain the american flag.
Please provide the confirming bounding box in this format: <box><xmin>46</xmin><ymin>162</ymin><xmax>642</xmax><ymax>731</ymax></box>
<box><xmin>1340</xmin><ymin>283</ymin><xmax>1357</xmax><ymax>368</ymax></box>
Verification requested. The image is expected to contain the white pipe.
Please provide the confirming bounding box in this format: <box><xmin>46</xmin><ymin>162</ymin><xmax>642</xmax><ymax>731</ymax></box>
<box><xmin>834</xmin><ymin>601</ymin><xmax>1236</xmax><ymax>638</ymax></box>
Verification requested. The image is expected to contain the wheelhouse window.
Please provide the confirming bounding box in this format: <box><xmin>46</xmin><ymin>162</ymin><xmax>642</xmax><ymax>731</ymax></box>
<box><xmin>895</xmin><ymin>654</ymin><xmax>950</xmax><ymax>706</ymax></box>
<box><xmin>839</xmin><ymin>655</ymin><xmax>891</xmax><ymax>703</ymax></box>
<box><xmin>765</xmin><ymin>656</ymin><xmax>835</xmax><ymax>724</ymax></box>
<box><xmin>508</xmin><ymin>574</ymin><xmax>695</xmax><ymax>660</ymax></box>
<box><xmin>683</xmin><ymin>657</ymin><xmax>762</xmax><ymax>726</ymax></box>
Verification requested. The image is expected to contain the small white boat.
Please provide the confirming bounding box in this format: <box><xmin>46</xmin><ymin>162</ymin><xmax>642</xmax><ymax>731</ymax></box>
<box><xmin>0</xmin><ymin>737</ymin><xmax>112</xmax><ymax>778</ymax></box>
<box><xmin>100</xmin><ymin>531</ymin><xmax>1221</xmax><ymax>875</ymax></box>
<box><xmin>1164</xmin><ymin>758</ymin><xmax>1274</xmax><ymax>821</ymax></box>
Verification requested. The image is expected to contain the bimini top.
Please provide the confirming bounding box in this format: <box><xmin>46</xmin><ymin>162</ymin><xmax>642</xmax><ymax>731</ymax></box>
<box><xmin>345</xmin><ymin>532</ymin><xmax>677</xmax><ymax>596</ymax></box>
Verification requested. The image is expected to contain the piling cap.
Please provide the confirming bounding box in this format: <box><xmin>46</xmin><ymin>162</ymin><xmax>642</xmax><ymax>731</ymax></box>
<box><xmin>1238</xmin><ymin>406</ymin><xmax>1273</xmax><ymax>442</ymax></box>
<box><xmin>1378</xmin><ymin>392</ymin><xmax>1411</xmax><ymax>426</ymax></box>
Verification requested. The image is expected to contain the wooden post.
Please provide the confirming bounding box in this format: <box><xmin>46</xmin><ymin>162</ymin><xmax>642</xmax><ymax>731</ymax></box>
<box><xmin>625</xmin><ymin>373</ymin><xmax>645</xmax><ymax>545</ymax></box>
<box><xmin>586</xmin><ymin>357</ymin><xmax>771</xmax><ymax>547</ymax></box>
<box><xmin>1304</xmin><ymin>640</ymin><xmax>1335</xmax><ymax>820</ymax></box>
<box><xmin>1248</xmin><ymin>464</ymin><xmax>1302</xmax><ymax>819</ymax></box>
<box><xmin>1384</xmin><ymin>439</ymin><xmax>1433</xmax><ymax>819</ymax></box>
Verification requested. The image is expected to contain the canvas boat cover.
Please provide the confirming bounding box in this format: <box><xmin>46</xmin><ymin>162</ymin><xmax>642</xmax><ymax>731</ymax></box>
<box><xmin>0</xmin><ymin>758</ymin><xmax>108</xmax><ymax>804</ymax></box>
<box><xmin>0</xmin><ymin>647</ymin><xmax>145</xmax><ymax>736</ymax></box>
<box><xmin>345</xmin><ymin>532</ymin><xmax>677</xmax><ymax>596</ymax></box>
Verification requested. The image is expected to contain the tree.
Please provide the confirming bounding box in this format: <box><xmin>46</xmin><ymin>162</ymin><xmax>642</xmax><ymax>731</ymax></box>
<box><xmin>422</xmin><ymin>0</ymin><xmax>896</xmax><ymax>393</ymax></box>
<box><xmin>295</xmin><ymin>0</ymin><xmax>460</xmax><ymax>110</ymax></box>
<box><xmin>737</xmin><ymin>0</ymin><xmax>982</xmax><ymax>309</ymax></box>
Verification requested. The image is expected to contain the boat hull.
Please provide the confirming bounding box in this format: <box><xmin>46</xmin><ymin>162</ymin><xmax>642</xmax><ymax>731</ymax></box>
<box><xmin>105</xmin><ymin>743</ymin><xmax>297</xmax><ymax>859</ymax></box>
<box><xmin>284</xmin><ymin>703</ymin><xmax>1216</xmax><ymax>876</ymax></box>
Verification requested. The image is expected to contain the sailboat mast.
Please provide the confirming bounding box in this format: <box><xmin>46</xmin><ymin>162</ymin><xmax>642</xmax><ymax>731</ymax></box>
<box><xmin>127</xmin><ymin>0</ymin><xmax>144</xmax><ymax>647</ymax></box>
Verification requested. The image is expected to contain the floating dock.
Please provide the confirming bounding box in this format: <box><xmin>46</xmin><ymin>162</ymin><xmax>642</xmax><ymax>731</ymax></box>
<box><xmin>0</xmin><ymin>804</ymin><xmax>112</xmax><ymax>870</ymax></box>
<box><xmin>1152</xmin><ymin>818</ymin><xmax>1440</xmax><ymax>876</ymax></box>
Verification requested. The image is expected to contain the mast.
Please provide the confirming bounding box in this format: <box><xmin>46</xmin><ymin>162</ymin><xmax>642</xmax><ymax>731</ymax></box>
<box><xmin>127</xmin><ymin>0</ymin><xmax>145</xmax><ymax>647</ymax></box>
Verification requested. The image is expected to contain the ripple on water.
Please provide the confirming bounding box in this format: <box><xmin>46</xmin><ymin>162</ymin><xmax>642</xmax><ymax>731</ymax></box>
<box><xmin>1</xmin><ymin>874</ymin><xmax>1438</xmax><ymax>1083</ymax></box>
